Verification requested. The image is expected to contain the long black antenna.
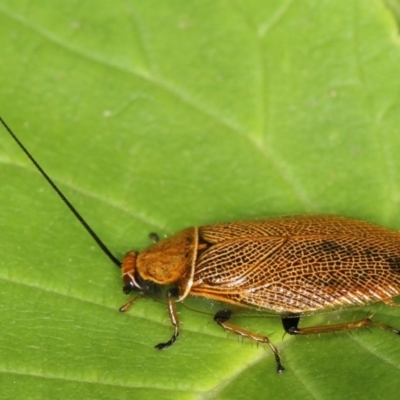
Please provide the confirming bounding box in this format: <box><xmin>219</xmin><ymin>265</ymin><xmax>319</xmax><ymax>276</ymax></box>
<box><xmin>0</xmin><ymin>116</ymin><xmax>121</xmax><ymax>268</ymax></box>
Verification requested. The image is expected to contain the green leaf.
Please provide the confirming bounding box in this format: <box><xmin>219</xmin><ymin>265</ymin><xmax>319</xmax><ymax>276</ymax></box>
<box><xmin>1</xmin><ymin>1</ymin><xmax>400</xmax><ymax>399</ymax></box>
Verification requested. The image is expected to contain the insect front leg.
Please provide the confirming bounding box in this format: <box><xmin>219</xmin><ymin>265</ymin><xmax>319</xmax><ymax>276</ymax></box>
<box><xmin>119</xmin><ymin>293</ymin><xmax>147</xmax><ymax>313</ymax></box>
<box><xmin>155</xmin><ymin>288</ymin><xmax>180</xmax><ymax>350</ymax></box>
<box><xmin>214</xmin><ymin>309</ymin><xmax>285</xmax><ymax>374</ymax></box>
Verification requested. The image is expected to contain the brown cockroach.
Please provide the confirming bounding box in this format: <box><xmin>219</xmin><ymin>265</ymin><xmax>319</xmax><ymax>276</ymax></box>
<box><xmin>2</xmin><ymin>116</ymin><xmax>400</xmax><ymax>373</ymax></box>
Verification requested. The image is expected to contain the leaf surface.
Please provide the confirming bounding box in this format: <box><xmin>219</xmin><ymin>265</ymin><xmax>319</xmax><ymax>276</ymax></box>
<box><xmin>1</xmin><ymin>1</ymin><xmax>400</xmax><ymax>399</ymax></box>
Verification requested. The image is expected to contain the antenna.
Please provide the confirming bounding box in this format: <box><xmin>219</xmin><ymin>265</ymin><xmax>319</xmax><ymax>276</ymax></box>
<box><xmin>0</xmin><ymin>116</ymin><xmax>121</xmax><ymax>268</ymax></box>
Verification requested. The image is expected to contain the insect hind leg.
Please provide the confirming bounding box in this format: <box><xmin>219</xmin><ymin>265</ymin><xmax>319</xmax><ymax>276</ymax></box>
<box><xmin>281</xmin><ymin>313</ymin><xmax>400</xmax><ymax>336</ymax></box>
<box><xmin>213</xmin><ymin>309</ymin><xmax>285</xmax><ymax>373</ymax></box>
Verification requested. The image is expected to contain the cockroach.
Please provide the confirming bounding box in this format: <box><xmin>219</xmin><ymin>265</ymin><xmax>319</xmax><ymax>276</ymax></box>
<box><xmin>2</xmin><ymin>115</ymin><xmax>400</xmax><ymax>373</ymax></box>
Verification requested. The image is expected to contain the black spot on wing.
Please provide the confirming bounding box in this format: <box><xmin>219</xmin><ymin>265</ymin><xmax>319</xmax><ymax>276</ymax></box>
<box><xmin>386</xmin><ymin>256</ymin><xmax>400</xmax><ymax>273</ymax></box>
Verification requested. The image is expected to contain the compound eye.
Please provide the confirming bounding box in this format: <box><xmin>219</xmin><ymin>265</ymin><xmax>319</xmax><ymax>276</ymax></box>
<box><xmin>122</xmin><ymin>273</ymin><xmax>137</xmax><ymax>294</ymax></box>
<box><xmin>122</xmin><ymin>285</ymin><xmax>133</xmax><ymax>295</ymax></box>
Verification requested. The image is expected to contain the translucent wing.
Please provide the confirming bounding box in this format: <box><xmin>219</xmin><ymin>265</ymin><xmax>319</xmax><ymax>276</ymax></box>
<box><xmin>191</xmin><ymin>216</ymin><xmax>400</xmax><ymax>313</ymax></box>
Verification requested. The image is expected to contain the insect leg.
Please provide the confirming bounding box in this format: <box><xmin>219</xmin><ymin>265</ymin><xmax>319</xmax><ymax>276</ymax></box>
<box><xmin>149</xmin><ymin>232</ymin><xmax>160</xmax><ymax>242</ymax></box>
<box><xmin>214</xmin><ymin>309</ymin><xmax>285</xmax><ymax>373</ymax></box>
<box><xmin>281</xmin><ymin>314</ymin><xmax>400</xmax><ymax>336</ymax></box>
<box><xmin>119</xmin><ymin>293</ymin><xmax>147</xmax><ymax>313</ymax></box>
<box><xmin>155</xmin><ymin>289</ymin><xmax>180</xmax><ymax>350</ymax></box>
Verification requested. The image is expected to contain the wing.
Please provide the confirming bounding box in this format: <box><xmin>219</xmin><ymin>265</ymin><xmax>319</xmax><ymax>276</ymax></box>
<box><xmin>191</xmin><ymin>217</ymin><xmax>400</xmax><ymax>313</ymax></box>
<box><xmin>200</xmin><ymin>215</ymin><xmax>400</xmax><ymax>241</ymax></box>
